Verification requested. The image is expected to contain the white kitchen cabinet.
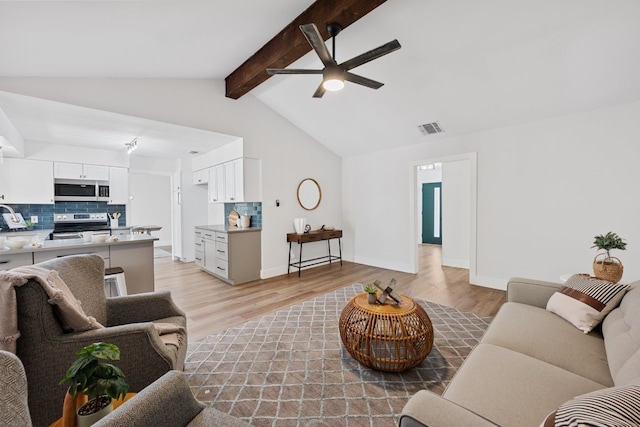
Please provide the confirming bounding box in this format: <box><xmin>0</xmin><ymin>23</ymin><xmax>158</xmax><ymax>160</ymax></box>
<box><xmin>54</xmin><ymin>162</ymin><xmax>109</xmax><ymax>181</ymax></box>
<box><xmin>195</xmin><ymin>226</ymin><xmax>260</xmax><ymax>285</ymax></box>
<box><xmin>207</xmin><ymin>158</ymin><xmax>260</xmax><ymax>204</ymax></box>
<box><xmin>3</xmin><ymin>158</ymin><xmax>54</xmax><ymax>204</ymax></box>
<box><xmin>108</xmin><ymin>167</ymin><xmax>129</xmax><ymax>204</ymax></box>
<box><xmin>226</xmin><ymin>158</ymin><xmax>260</xmax><ymax>202</ymax></box>
<box><xmin>208</xmin><ymin>165</ymin><xmax>224</xmax><ymax>203</ymax></box>
<box><xmin>193</xmin><ymin>168</ymin><xmax>209</xmax><ymax>185</ymax></box>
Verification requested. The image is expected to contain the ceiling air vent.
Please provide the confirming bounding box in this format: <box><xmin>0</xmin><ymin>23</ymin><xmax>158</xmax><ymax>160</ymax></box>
<box><xmin>417</xmin><ymin>121</ymin><xmax>444</xmax><ymax>136</ymax></box>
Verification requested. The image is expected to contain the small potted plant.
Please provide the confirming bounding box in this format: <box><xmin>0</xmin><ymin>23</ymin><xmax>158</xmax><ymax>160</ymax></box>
<box><xmin>59</xmin><ymin>342</ymin><xmax>129</xmax><ymax>427</ymax></box>
<box><xmin>591</xmin><ymin>231</ymin><xmax>627</xmax><ymax>283</ymax></box>
<box><xmin>364</xmin><ymin>285</ymin><xmax>378</xmax><ymax>304</ymax></box>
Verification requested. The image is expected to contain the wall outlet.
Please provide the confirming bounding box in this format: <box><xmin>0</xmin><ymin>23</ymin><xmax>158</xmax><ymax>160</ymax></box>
<box><xmin>30</xmin><ymin>215</ymin><xmax>38</xmax><ymax>224</ymax></box>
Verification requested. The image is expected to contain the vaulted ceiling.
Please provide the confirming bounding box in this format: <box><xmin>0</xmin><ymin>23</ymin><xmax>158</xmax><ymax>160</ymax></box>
<box><xmin>1</xmin><ymin>0</ymin><xmax>639</xmax><ymax>159</ymax></box>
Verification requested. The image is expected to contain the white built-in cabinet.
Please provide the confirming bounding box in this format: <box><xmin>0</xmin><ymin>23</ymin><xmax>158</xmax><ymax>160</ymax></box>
<box><xmin>193</xmin><ymin>169</ymin><xmax>208</xmax><ymax>185</ymax></box>
<box><xmin>194</xmin><ymin>158</ymin><xmax>260</xmax><ymax>204</ymax></box>
<box><xmin>208</xmin><ymin>165</ymin><xmax>225</xmax><ymax>203</ymax></box>
<box><xmin>2</xmin><ymin>158</ymin><xmax>54</xmax><ymax>204</ymax></box>
<box><xmin>108</xmin><ymin>167</ymin><xmax>129</xmax><ymax>205</ymax></box>
<box><xmin>54</xmin><ymin>162</ymin><xmax>109</xmax><ymax>181</ymax></box>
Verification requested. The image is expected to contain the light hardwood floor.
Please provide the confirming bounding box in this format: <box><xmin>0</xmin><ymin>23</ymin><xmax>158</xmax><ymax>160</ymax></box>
<box><xmin>154</xmin><ymin>244</ymin><xmax>506</xmax><ymax>341</ymax></box>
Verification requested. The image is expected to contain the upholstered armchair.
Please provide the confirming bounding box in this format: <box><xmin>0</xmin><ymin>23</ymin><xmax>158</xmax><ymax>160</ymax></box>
<box><xmin>14</xmin><ymin>254</ymin><xmax>187</xmax><ymax>427</ymax></box>
<box><xmin>93</xmin><ymin>371</ymin><xmax>251</xmax><ymax>427</ymax></box>
<box><xmin>0</xmin><ymin>350</ymin><xmax>32</xmax><ymax>427</ymax></box>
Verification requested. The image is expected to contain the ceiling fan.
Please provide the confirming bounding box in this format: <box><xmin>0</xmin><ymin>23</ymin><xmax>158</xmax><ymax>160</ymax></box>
<box><xmin>266</xmin><ymin>23</ymin><xmax>401</xmax><ymax>98</ymax></box>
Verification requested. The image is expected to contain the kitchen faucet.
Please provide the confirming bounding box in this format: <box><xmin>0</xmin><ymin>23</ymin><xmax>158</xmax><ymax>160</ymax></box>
<box><xmin>0</xmin><ymin>204</ymin><xmax>20</xmax><ymax>223</ymax></box>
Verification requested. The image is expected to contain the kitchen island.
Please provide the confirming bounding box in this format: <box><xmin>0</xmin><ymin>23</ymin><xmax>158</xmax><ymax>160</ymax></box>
<box><xmin>0</xmin><ymin>234</ymin><xmax>158</xmax><ymax>294</ymax></box>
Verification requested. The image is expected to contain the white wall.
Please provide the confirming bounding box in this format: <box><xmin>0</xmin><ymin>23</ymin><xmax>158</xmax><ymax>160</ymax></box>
<box><xmin>0</xmin><ymin>77</ymin><xmax>342</xmax><ymax>277</ymax></box>
<box><xmin>344</xmin><ymin>101</ymin><xmax>640</xmax><ymax>289</ymax></box>
<box><xmin>129</xmin><ymin>172</ymin><xmax>172</xmax><ymax>246</ymax></box>
<box><xmin>441</xmin><ymin>160</ymin><xmax>470</xmax><ymax>269</ymax></box>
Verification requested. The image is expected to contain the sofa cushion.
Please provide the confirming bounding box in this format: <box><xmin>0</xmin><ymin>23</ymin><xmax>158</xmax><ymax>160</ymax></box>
<box><xmin>546</xmin><ymin>274</ymin><xmax>629</xmax><ymax>333</ymax></box>
<box><xmin>442</xmin><ymin>343</ymin><xmax>605</xmax><ymax>427</ymax></box>
<box><xmin>602</xmin><ymin>285</ymin><xmax>640</xmax><ymax>386</ymax></box>
<box><xmin>541</xmin><ymin>384</ymin><xmax>640</xmax><ymax>427</ymax></box>
<box><xmin>481</xmin><ymin>302</ymin><xmax>613</xmax><ymax>386</ymax></box>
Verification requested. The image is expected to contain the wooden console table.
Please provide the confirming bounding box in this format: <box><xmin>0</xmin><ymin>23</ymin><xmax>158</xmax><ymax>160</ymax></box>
<box><xmin>286</xmin><ymin>229</ymin><xmax>342</xmax><ymax>276</ymax></box>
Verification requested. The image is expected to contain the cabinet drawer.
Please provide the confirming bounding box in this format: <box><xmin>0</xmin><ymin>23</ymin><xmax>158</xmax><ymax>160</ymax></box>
<box><xmin>214</xmin><ymin>258</ymin><xmax>229</xmax><ymax>278</ymax></box>
<box><xmin>34</xmin><ymin>247</ymin><xmax>110</xmax><ymax>264</ymax></box>
<box><xmin>215</xmin><ymin>232</ymin><xmax>228</xmax><ymax>243</ymax></box>
<box><xmin>215</xmin><ymin>241</ymin><xmax>228</xmax><ymax>261</ymax></box>
<box><xmin>203</xmin><ymin>231</ymin><xmax>215</xmax><ymax>240</ymax></box>
<box><xmin>194</xmin><ymin>239</ymin><xmax>204</xmax><ymax>251</ymax></box>
<box><xmin>0</xmin><ymin>252</ymin><xmax>33</xmax><ymax>270</ymax></box>
<box><xmin>195</xmin><ymin>229</ymin><xmax>203</xmax><ymax>237</ymax></box>
<box><xmin>194</xmin><ymin>250</ymin><xmax>204</xmax><ymax>267</ymax></box>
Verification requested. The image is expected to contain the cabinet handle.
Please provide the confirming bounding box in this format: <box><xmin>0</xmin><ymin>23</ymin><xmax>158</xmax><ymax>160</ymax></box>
<box><xmin>217</xmin><ymin>267</ymin><xmax>226</xmax><ymax>271</ymax></box>
<box><xmin>217</xmin><ymin>250</ymin><xmax>225</xmax><ymax>254</ymax></box>
<box><xmin>0</xmin><ymin>260</ymin><xmax>9</xmax><ymax>264</ymax></box>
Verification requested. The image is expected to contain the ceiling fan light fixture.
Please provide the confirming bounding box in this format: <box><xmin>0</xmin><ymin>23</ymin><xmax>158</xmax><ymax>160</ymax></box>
<box><xmin>322</xmin><ymin>67</ymin><xmax>345</xmax><ymax>92</ymax></box>
<box><xmin>323</xmin><ymin>78</ymin><xmax>344</xmax><ymax>92</ymax></box>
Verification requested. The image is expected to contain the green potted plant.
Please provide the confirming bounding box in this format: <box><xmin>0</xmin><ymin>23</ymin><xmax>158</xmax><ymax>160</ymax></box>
<box><xmin>59</xmin><ymin>342</ymin><xmax>129</xmax><ymax>427</ymax></box>
<box><xmin>591</xmin><ymin>231</ymin><xmax>627</xmax><ymax>283</ymax></box>
<box><xmin>364</xmin><ymin>284</ymin><xmax>378</xmax><ymax>304</ymax></box>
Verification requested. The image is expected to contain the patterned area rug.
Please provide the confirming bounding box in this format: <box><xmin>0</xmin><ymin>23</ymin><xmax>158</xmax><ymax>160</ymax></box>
<box><xmin>185</xmin><ymin>284</ymin><xmax>492</xmax><ymax>427</ymax></box>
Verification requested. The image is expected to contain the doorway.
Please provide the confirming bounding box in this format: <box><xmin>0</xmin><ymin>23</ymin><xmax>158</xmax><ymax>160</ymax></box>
<box><xmin>410</xmin><ymin>153</ymin><xmax>477</xmax><ymax>282</ymax></box>
<box><xmin>422</xmin><ymin>182</ymin><xmax>442</xmax><ymax>245</ymax></box>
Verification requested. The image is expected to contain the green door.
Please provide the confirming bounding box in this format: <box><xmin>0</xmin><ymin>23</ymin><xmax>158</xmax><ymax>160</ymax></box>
<box><xmin>422</xmin><ymin>183</ymin><xmax>442</xmax><ymax>245</ymax></box>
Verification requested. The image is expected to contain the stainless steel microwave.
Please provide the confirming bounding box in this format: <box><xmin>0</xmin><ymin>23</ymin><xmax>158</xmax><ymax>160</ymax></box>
<box><xmin>54</xmin><ymin>181</ymin><xmax>110</xmax><ymax>202</ymax></box>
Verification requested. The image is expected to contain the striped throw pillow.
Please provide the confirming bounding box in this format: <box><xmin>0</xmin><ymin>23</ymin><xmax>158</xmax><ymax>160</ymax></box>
<box><xmin>546</xmin><ymin>274</ymin><xmax>629</xmax><ymax>333</ymax></box>
<box><xmin>542</xmin><ymin>385</ymin><xmax>640</xmax><ymax>427</ymax></box>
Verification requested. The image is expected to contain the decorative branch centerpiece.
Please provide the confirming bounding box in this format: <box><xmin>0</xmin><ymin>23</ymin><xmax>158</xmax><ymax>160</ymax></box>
<box><xmin>363</xmin><ymin>279</ymin><xmax>403</xmax><ymax>305</ymax></box>
<box><xmin>591</xmin><ymin>231</ymin><xmax>627</xmax><ymax>283</ymax></box>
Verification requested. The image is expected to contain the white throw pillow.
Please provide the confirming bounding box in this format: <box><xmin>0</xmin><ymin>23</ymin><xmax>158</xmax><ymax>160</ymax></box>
<box><xmin>546</xmin><ymin>274</ymin><xmax>629</xmax><ymax>333</ymax></box>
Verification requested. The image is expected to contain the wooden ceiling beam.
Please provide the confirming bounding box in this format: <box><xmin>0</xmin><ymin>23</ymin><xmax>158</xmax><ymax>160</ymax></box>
<box><xmin>225</xmin><ymin>0</ymin><xmax>388</xmax><ymax>99</ymax></box>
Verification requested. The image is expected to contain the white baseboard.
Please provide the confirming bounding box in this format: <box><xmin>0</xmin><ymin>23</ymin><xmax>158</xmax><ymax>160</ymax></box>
<box><xmin>470</xmin><ymin>275</ymin><xmax>508</xmax><ymax>291</ymax></box>
<box><xmin>442</xmin><ymin>258</ymin><xmax>469</xmax><ymax>269</ymax></box>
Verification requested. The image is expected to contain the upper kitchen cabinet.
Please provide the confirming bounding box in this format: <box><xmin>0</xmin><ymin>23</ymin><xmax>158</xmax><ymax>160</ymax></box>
<box><xmin>209</xmin><ymin>158</ymin><xmax>260</xmax><ymax>203</ymax></box>
<box><xmin>108</xmin><ymin>167</ymin><xmax>129</xmax><ymax>205</ymax></box>
<box><xmin>2</xmin><ymin>158</ymin><xmax>54</xmax><ymax>204</ymax></box>
<box><xmin>227</xmin><ymin>158</ymin><xmax>260</xmax><ymax>203</ymax></box>
<box><xmin>208</xmin><ymin>164</ymin><xmax>224</xmax><ymax>203</ymax></box>
<box><xmin>54</xmin><ymin>162</ymin><xmax>109</xmax><ymax>181</ymax></box>
<box><xmin>193</xmin><ymin>168</ymin><xmax>208</xmax><ymax>185</ymax></box>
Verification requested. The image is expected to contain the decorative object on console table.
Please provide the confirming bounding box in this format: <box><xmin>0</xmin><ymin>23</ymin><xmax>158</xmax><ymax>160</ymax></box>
<box><xmin>293</xmin><ymin>217</ymin><xmax>307</xmax><ymax>234</ymax></box>
<box><xmin>591</xmin><ymin>231</ymin><xmax>627</xmax><ymax>283</ymax></box>
<box><xmin>286</xmin><ymin>229</ymin><xmax>342</xmax><ymax>277</ymax></box>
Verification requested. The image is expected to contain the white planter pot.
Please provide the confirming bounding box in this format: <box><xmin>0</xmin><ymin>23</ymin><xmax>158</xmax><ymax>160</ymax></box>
<box><xmin>77</xmin><ymin>398</ymin><xmax>113</xmax><ymax>427</ymax></box>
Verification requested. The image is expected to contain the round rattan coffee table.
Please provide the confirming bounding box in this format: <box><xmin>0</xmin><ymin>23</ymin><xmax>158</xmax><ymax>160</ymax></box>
<box><xmin>339</xmin><ymin>293</ymin><xmax>434</xmax><ymax>372</ymax></box>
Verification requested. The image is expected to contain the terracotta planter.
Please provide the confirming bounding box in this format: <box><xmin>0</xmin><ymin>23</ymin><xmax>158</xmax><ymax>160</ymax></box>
<box><xmin>593</xmin><ymin>253</ymin><xmax>624</xmax><ymax>283</ymax></box>
<box><xmin>77</xmin><ymin>397</ymin><xmax>113</xmax><ymax>427</ymax></box>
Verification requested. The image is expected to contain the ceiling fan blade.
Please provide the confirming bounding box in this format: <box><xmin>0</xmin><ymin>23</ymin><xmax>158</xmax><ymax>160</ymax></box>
<box><xmin>345</xmin><ymin>72</ymin><xmax>384</xmax><ymax>89</ymax></box>
<box><xmin>267</xmin><ymin>68</ymin><xmax>323</xmax><ymax>75</ymax></box>
<box><xmin>300</xmin><ymin>23</ymin><xmax>335</xmax><ymax>68</ymax></box>
<box><xmin>340</xmin><ymin>40</ymin><xmax>401</xmax><ymax>71</ymax></box>
<box><xmin>312</xmin><ymin>82</ymin><xmax>326</xmax><ymax>98</ymax></box>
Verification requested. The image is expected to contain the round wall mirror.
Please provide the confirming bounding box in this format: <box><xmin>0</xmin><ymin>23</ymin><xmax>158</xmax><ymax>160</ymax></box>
<box><xmin>297</xmin><ymin>178</ymin><xmax>322</xmax><ymax>210</ymax></box>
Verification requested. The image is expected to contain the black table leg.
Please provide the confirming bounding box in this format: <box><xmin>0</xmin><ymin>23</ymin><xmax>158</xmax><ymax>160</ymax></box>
<box><xmin>339</xmin><ymin>238</ymin><xmax>342</xmax><ymax>265</ymax></box>
<box><xmin>288</xmin><ymin>241</ymin><xmax>292</xmax><ymax>274</ymax></box>
<box><xmin>298</xmin><ymin>242</ymin><xmax>303</xmax><ymax>277</ymax></box>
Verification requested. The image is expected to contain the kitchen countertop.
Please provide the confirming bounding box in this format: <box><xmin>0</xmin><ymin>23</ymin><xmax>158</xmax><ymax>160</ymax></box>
<box><xmin>0</xmin><ymin>229</ymin><xmax>53</xmax><ymax>239</ymax></box>
<box><xmin>0</xmin><ymin>234</ymin><xmax>158</xmax><ymax>255</ymax></box>
<box><xmin>195</xmin><ymin>224</ymin><xmax>262</xmax><ymax>233</ymax></box>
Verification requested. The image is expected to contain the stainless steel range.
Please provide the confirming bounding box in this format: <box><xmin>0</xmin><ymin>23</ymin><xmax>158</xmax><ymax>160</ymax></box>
<box><xmin>51</xmin><ymin>212</ymin><xmax>111</xmax><ymax>240</ymax></box>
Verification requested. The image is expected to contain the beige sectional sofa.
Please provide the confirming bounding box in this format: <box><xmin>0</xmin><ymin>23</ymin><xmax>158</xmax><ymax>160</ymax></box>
<box><xmin>400</xmin><ymin>277</ymin><xmax>640</xmax><ymax>427</ymax></box>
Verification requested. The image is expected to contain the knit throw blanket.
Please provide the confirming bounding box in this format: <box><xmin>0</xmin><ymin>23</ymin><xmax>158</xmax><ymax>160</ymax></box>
<box><xmin>0</xmin><ymin>265</ymin><xmax>104</xmax><ymax>353</ymax></box>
